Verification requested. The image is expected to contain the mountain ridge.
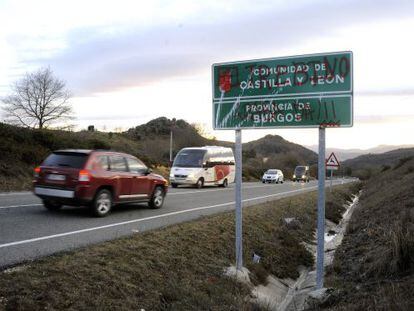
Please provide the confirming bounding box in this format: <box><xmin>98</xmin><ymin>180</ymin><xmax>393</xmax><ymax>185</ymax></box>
<box><xmin>305</xmin><ymin>144</ymin><xmax>414</xmax><ymax>161</ymax></box>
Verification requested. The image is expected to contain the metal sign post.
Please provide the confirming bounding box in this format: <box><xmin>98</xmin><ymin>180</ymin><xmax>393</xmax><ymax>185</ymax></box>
<box><xmin>316</xmin><ymin>127</ymin><xmax>326</xmax><ymax>289</ymax></box>
<box><xmin>330</xmin><ymin>170</ymin><xmax>333</xmax><ymax>192</ymax></box>
<box><xmin>235</xmin><ymin>129</ymin><xmax>243</xmax><ymax>270</ymax></box>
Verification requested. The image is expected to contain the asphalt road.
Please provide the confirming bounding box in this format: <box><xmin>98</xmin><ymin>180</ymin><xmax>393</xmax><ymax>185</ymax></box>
<box><xmin>0</xmin><ymin>179</ymin><xmax>353</xmax><ymax>268</ymax></box>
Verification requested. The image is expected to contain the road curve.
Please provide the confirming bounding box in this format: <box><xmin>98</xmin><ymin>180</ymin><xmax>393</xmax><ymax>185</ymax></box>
<box><xmin>0</xmin><ymin>179</ymin><xmax>354</xmax><ymax>268</ymax></box>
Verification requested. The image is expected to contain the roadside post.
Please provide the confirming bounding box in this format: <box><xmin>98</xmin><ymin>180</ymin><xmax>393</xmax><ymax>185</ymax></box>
<box><xmin>317</xmin><ymin>127</ymin><xmax>326</xmax><ymax>287</ymax></box>
<box><xmin>212</xmin><ymin>52</ymin><xmax>353</xmax><ymax>286</ymax></box>
<box><xmin>330</xmin><ymin>170</ymin><xmax>333</xmax><ymax>191</ymax></box>
<box><xmin>235</xmin><ymin>129</ymin><xmax>243</xmax><ymax>270</ymax></box>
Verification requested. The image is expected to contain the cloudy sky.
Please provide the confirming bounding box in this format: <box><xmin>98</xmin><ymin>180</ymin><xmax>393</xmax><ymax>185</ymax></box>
<box><xmin>1</xmin><ymin>0</ymin><xmax>413</xmax><ymax>149</ymax></box>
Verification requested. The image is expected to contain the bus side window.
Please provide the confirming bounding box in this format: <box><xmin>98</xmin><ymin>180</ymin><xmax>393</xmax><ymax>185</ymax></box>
<box><xmin>203</xmin><ymin>152</ymin><xmax>210</xmax><ymax>167</ymax></box>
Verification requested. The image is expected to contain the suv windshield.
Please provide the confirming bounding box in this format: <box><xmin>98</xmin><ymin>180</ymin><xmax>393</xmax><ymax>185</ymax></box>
<box><xmin>42</xmin><ymin>152</ymin><xmax>88</xmax><ymax>169</ymax></box>
<box><xmin>294</xmin><ymin>166</ymin><xmax>306</xmax><ymax>175</ymax></box>
<box><xmin>173</xmin><ymin>149</ymin><xmax>207</xmax><ymax>168</ymax></box>
<box><xmin>266</xmin><ymin>170</ymin><xmax>278</xmax><ymax>174</ymax></box>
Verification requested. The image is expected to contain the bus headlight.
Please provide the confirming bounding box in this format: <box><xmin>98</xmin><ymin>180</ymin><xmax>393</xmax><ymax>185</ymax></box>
<box><xmin>293</xmin><ymin>174</ymin><xmax>296</xmax><ymax>178</ymax></box>
<box><xmin>302</xmin><ymin>175</ymin><xmax>306</xmax><ymax>178</ymax></box>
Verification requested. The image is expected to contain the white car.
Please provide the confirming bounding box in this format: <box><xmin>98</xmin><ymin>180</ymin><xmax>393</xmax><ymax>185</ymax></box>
<box><xmin>262</xmin><ymin>169</ymin><xmax>284</xmax><ymax>184</ymax></box>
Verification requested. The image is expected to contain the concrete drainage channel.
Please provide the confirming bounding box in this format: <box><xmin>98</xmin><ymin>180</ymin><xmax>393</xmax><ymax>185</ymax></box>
<box><xmin>226</xmin><ymin>192</ymin><xmax>361</xmax><ymax>311</ymax></box>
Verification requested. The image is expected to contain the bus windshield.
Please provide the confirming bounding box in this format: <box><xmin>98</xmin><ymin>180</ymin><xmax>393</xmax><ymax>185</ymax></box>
<box><xmin>173</xmin><ymin>149</ymin><xmax>207</xmax><ymax>168</ymax></box>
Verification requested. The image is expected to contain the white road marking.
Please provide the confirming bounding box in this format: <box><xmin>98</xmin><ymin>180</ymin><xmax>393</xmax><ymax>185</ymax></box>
<box><xmin>0</xmin><ymin>204</ymin><xmax>43</xmax><ymax>210</ymax></box>
<box><xmin>168</xmin><ymin>183</ymin><xmax>294</xmax><ymax>196</ymax></box>
<box><xmin>0</xmin><ymin>186</ymin><xmax>318</xmax><ymax>249</ymax></box>
<box><xmin>0</xmin><ymin>191</ymin><xmax>32</xmax><ymax>197</ymax></box>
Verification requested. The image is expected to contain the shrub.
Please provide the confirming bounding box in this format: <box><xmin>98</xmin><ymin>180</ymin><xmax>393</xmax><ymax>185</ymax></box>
<box><xmin>88</xmin><ymin>139</ymin><xmax>110</xmax><ymax>150</ymax></box>
<box><xmin>381</xmin><ymin>165</ymin><xmax>391</xmax><ymax>172</ymax></box>
<box><xmin>394</xmin><ymin>156</ymin><xmax>414</xmax><ymax>170</ymax></box>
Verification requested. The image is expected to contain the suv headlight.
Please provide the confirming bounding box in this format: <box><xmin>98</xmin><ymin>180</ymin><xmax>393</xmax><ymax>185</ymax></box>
<box><xmin>302</xmin><ymin>175</ymin><xmax>306</xmax><ymax>178</ymax></box>
<box><xmin>293</xmin><ymin>174</ymin><xmax>296</xmax><ymax>178</ymax></box>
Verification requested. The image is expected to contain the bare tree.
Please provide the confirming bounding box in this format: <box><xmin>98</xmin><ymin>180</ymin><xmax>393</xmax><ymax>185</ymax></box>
<box><xmin>2</xmin><ymin>67</ymin><xmax>73</xmax><ymax>129</ymax></box>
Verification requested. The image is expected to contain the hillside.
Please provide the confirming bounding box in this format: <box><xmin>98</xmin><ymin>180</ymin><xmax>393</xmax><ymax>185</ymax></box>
<box><xmin>0</xmin><ymin>117</ymin><xmax>317</xmax><ymax>191</ymax></box>
<box><xmin>242</xmin><ymin>134</ymin><xmax>318</xmax><ymax>179</ymax></box>
<box><xmin>306</xmin><ymin>144</ymin><xmax>414</xmax><ymax>161</ymax></box>
<box><xmin>322</xmin><ymin>155</ymin><xmax>414</xmax><ymax>310</ymax></box>
<box><xmin>342</xmin><ymin>148</ymin><xmax>414</xmax><ymax>179</ymax></box>
<box><xmin>0</xmin><ymin>123</ymin><xmax>142</xmax><ymax>190</ymax></box>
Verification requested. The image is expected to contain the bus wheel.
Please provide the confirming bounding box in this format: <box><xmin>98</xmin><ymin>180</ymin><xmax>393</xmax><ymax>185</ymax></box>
<box><xmin>196</xmin><ymin>178</ymin><xmax>204</xmax><ymax>189</ymax></box>
<box><xmin>220</xmin><ymin>179</ymin><xmax>228</xmax><ymax>188</ymax></box>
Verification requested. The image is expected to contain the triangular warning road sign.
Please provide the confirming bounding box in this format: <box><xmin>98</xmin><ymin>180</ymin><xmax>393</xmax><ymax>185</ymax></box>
<box><xmin>326</xmin><ymin>152</ymin><xmax>340</xmax><ymax>167</ymax></box>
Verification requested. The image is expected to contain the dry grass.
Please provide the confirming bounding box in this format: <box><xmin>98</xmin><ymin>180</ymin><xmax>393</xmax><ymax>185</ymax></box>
<box><xmin>323</xmin><ymin>158</ymin><xmax>414</xmax><ymax>310</ymax></box>
<box><xmin>0</xmin><ymin>184</ymin><xmax>357</xmax><ymax>310</ymax></box>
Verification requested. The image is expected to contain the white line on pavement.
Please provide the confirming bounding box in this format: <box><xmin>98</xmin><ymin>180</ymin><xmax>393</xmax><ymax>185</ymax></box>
<box><xmin>0</xmin><ymin>204</ymin><xmax>43</xmax><ymax>210</ymax></box>
<box><xmin>0</xmin><ymin>191</ymin><xmax>32</xmax><ymax>197</ymax></box>
<box><xmin>168</xmin><ymin>183</ymin><xmax>295</xmax><ymax>196</ymax></box>
<box><xmin>0</xmin><ymin>186</ymin><xmax>317</xmax><ymax>249</ymax></box>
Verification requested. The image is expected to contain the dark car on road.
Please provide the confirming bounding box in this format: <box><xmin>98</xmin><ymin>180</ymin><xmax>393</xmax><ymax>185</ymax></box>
<box><xmin>292</xmin><ymin>165</ymin><xmax>310</xmax><ymax>182</ymax></box>
<box><xmin>33</xmin><ymin>150</ymin><xmax>168</xmax><ymax>217</ymax></box>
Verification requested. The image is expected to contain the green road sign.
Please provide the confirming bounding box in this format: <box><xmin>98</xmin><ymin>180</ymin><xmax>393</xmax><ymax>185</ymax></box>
<box><xmin>214</xmin><ymin>95</ymin><xmax>352</xmax><ymax>129</ymax></box>
<box><xmin>212</xmin><ymin>51</ymin><xmax>353</xmax><ymax>129</ymax></box>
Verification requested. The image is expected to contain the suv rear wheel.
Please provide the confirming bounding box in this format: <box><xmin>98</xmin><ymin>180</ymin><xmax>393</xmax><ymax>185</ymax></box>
<box><xmin>43</xmin><ymin>200</ymin><xmax>62</xmax><ymax>211</ymax></box>
<box><xmin>149</xmin><ymin>186</ymin><xmax>165</xmax><ymax>209</ymax></box>
<box><xmin>92</xmin><ymin>189</ymin><xmax>112</xmax><ymax>217</ymax></box>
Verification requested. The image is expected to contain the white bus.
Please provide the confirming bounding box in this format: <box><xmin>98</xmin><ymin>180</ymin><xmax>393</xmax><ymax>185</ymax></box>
<box><xmin>169</xmin><ymin>146</ymin><xmax>235</xmax><ymax>188</ymax></box>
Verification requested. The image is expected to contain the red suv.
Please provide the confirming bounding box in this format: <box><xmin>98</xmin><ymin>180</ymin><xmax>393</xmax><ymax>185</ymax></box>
<box><xmin>33</xmin><ymin>150</ymin><xmax>168</xmax><ymax>217</ymax></box>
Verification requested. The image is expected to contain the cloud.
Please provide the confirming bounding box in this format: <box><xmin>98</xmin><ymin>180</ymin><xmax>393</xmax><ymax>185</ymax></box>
<box><xmin>355</xmin><ymin>114</ymin><xmax>414</xmax><ymax>124</ymax></box>
<box><xmin>22</xmin><ymin>0</ymin><xmax>414</xmax><ymax>96</ymax></box>
<box><xmin>356</xmin><ymin>89</ymin><xmax>414</xmax><ymax>97</ymax></box>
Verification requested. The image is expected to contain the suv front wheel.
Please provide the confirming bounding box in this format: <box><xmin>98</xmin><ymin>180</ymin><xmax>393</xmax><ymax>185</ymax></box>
<box><xmin>92</xmin><ymin>189</ymin><xmax>113</xmax><ymax>217</ymax></box>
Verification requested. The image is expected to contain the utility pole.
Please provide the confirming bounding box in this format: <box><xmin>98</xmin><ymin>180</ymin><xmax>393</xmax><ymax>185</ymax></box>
<box><xmin>169</xmin><ymin>130</ymin><xmax>173</xmax><ymax>163</ymax></box>
<box><xmin>169</xmin><ymin>118</ymin><xmax>176</xmax><ymax>165</ymax></box>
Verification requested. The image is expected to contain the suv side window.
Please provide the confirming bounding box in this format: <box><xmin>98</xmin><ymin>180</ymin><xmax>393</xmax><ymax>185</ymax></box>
<box><xmin>127</xmin><ymin>157</ymin><xmax>147</xmax><ymax>174</ymax></box>
<box><xmin>94</xmin><ymin>155</ymin><xmax>109</xmax><ymax>171</ymax></box>
<box><xmin>109</xmin><ymin>156</ymin><xmax>128</xmax><ymax>172</ymax></box>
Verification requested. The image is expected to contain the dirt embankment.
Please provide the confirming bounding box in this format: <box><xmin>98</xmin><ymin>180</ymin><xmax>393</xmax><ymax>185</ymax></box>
<box><xmin>320</xmin><ymin>157</ymin><xmax>414</xmax><ymax>310</ymax></box>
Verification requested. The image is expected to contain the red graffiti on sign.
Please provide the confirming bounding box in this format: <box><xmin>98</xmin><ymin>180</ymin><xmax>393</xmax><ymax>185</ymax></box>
<box><xmin>319</xmin><ymin>121</ymin><xmax>341</xmax><ymax>128</ymax></box>
<box><xmin>219</xmin><ymin>70</ymin><xmax>232</xmax><ymax>93</ymax></box>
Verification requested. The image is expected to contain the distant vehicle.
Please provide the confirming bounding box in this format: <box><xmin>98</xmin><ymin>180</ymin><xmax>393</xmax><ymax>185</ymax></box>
<box><xmin>169</xmin><ymin>146</ymin><xmax>235</xmax><ymax>188</ymax></box>
<box><xmin>292</xmin><ymin>165</ymin><xmax>310</xmax><ymax>182</ymax></box>
<box><xmin>33</xmin><ymin>150</ymin><xmax>168</xmax><ymax>217</ymax></box>
<box><xmin>262</xmin><ymin>169</ymin><xmax>284</xmax><ymax>184</ymax></box>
